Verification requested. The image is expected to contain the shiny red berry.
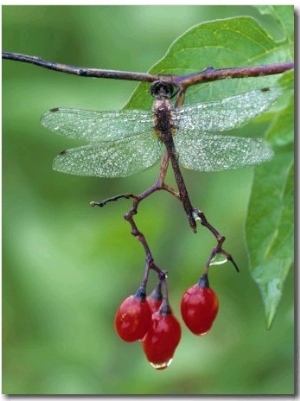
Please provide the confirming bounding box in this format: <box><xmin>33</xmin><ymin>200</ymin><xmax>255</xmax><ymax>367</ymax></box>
<box><xmin>181</xmin><ymin>274</ymin><xmax>219</xmax><ymax>336</ymax></box>
<box><xmin>142</xmin><ymin>300</ymin><xmax>181</xmax><ymax>370</ymax></box>
<box><xmin>114</xmin><ymin>288</ymin><xmax>151</xmax><ymax>342</ymax></box>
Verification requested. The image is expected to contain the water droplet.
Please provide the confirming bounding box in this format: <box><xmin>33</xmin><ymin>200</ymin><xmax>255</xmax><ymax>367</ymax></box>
<box><xmin>193</xmin><ymin>211</ymin><xmax>201</xmax><ymax>221</ymax></box>
<box><xmin>149</xmin><ymin>358</ymin><xmax>173</xmax><ymax>370</ymax></box>
<box><xmin>209</xmin><ymin>254</ymin><xmax>228</xmax><ymax>266</ymax></box>
<box><xmin>197</xmin><ymin>330</ymin><xmax>209</xmax><ymax>336</ymax></box>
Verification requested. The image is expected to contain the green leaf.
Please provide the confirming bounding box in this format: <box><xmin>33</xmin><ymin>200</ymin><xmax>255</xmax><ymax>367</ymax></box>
<box><xmin>246</xmin><ymin>66</ymin><xmax>294</xmax><ymax>328</ymax></box>
<box><xmin>266</xmin><ymin>161</ymin><xmax>294</xmax><ymax>259</ymax></box>
<box><xmin>256</xmin><ymin>5</ymin><xmax>294</xmax><ymax>45</ymax></box>
<box><xmin>246</xmin><ymin>151</ymin><xmax>294</xmax><ymax>328</ymax></box>
<box><xmin>267</xmin><ymin>94</ymin><xmax>294</xmax><ymax>146</ymax></box>
<box><xmin>266</xmin><ymin>70</ymin><xmax>294</xmax><ymax>146</ymax></box>
<box><xmin>125</xmin><ymin>16</ymin><xmax>293</xmax><ymax>110</ymax></box>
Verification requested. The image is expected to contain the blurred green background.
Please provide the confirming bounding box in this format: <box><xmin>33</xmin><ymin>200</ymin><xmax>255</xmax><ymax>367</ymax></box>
<box><xmin>2</xmin><ymin>6</ymin><xmax>294</xmax><ymax>395</ymax></box>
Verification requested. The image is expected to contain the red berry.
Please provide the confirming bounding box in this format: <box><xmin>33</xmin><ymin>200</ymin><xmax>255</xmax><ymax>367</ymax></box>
<box><xmin>147</xmin><ymin>282</ymin><xmax>163</xmax><ymax>314</ymax></box>
<box><xmin>142</xmin><ymin>300</ymin><xmax>181</xmax><ymax>370</ymax></box>
<box><xmin>181</xmin><ymin>274</ymin><xmax>219</xmax><ymax>336</ymax></box>
<box><xmin>114</xmin><ymin>288</ymin><xmax>151</xmax><ymax>342</ymax></box>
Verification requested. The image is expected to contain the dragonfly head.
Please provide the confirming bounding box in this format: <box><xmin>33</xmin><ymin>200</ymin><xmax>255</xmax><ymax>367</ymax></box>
<box><xmin>150</xmin><ymin>80</ymin><xmax>175</xmax><ymax>100</ymax></box>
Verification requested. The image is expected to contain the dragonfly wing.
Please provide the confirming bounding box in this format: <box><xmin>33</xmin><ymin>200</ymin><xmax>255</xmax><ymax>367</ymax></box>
<box><xmin>174</xmin><ymin>132</ymin><xmax>274</xmax><ymax>172</ymax></box>
<box><xmin>177</xmin><ymin>88</ymin><xmax>282</xmax><ymax>133</ymax></box>
<box><xmin>52</xmin><ymin>131</ymin><xmax>162</xmax><ymax>177</ymax></box>
<box><xmin>41</xmin><ymin>108</ymin><xmax>153</xmax><ymax>142</ymax></box>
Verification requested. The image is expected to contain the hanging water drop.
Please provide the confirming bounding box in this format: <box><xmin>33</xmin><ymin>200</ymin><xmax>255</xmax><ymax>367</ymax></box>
<box><xmin>209</xmin><ymin>253</ymin><xmax>228</xmax><ymax>266</ymax></box>
<box><xmin>149</xmin><ymin>358</ymin><xmax>173</xmax><ymax>370</ymax></box>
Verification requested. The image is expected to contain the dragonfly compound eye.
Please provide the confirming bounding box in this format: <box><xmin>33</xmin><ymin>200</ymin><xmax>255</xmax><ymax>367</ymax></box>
<box><xmin>150</xmin><ymin>80</ymin><xmax>174</xmax><ymax>100</ymax></box>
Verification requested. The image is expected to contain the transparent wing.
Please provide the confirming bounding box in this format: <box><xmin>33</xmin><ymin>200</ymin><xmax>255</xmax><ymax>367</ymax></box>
<box><xmin>53</xmin><ymin>131</ymin><xmax>162</xmax><ymax>177</ymax></box>
<box><xmin>174</xmin><ymin>132</ymin><xmax>274</xmax><ymax>172</ymax></box>
<box><xmin>176</xmin><ymin>88</ymin><xmax>282</xmax><ymax>133</ymax></box>
<box><xmin>41</xmin><ymin>108</ymin><xmax>153</xmax><ymax>142</ymax></box>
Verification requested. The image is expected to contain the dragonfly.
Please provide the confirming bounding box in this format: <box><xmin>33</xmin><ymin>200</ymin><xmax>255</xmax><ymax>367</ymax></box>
<box><xmin>41</xmin><ymin>81</ymin><xmax>280</xmax><ymax>178</ymax></box>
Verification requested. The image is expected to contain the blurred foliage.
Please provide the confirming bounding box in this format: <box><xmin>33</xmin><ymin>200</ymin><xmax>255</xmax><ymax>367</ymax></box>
<box><xmin>2</xmin><ymin>5</ymin><xmax>294</xmax><ymax>395</ymax></box>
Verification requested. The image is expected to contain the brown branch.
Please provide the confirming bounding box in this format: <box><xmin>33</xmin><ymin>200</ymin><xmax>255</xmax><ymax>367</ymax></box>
<box><xmin>175</xmin><ymin>62</ymin><xmax>294</xmax><ymax>88</ymax></box>
<box><xmin>2</xmin><ymin>51</ymin><xmax>293</xmax><ymax>88</ymax></box>
<box><xmin>2</xmin><ymin>51</ymin><xmax>160</xmax><ymax>83</ymax></box>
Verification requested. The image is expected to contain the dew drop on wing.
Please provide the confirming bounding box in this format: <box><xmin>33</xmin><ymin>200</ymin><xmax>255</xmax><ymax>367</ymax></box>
<box><xmin>51</xmin><ymin>129</ymin><xmax>162</xmax><ymax>178</ymax></box>
<box><xmin>177</xmin><ymin>87</ymin><xmax>282</xmax><ymax>135</ymax></box>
